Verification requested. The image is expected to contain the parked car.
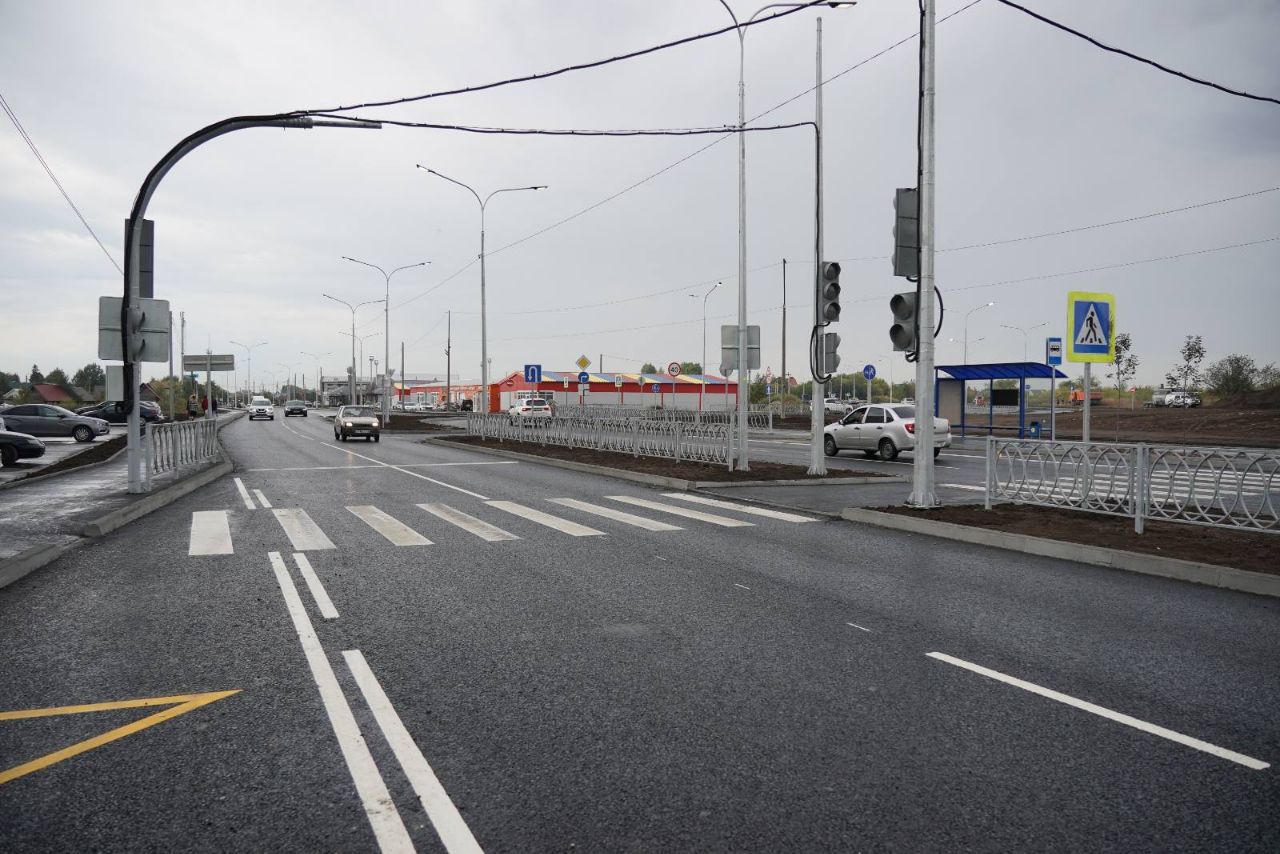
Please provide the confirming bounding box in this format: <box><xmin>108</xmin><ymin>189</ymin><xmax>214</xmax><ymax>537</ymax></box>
<box><xmin>0</xmin><ymin>404</ymin><xmax>110</xmax><ymax>442</ymax></box>
<box><xmin>823</xmin><ymin>397</ymin><xmax>852</xmax><ymax>415</ymax></box>
<box><xmin>508</xmin><ymin>398</ymin><xmax>552</xmax><ymax>423</ymax></box>
<box><xmin>248</xmin><ymin>397</ymin><xmax>274</xmax><ymax>420</ymax></box>
<box><xmin>1165</xmin><ymin>391</ymin><xmax>1201</xmax><ymax>408</ymax></box>
<box><xmin>0</xmin><ymin>425</ymin><xmax>46</xmax><ymax>467</ymax></box>
<box><xmin>823</xmin><ymin>404</ymin><xmax>951</xmax><ymax>460</ymax></box>
<box><xmin>76</xmin><ymin>400</ymin><xmax>165</xmax><ymax>424</ymax></box>
<box><xmin>459</xmin><ymin>399</ymin><xmax>474</xmax><ymax>412</ymax></box>
<box><xmin>283</xmin><ymin>400</ymin><xmax>308</xmax><ymax>417</ymax></box>
<box><xmin>334</xmin><ymin>405</ymin><xmax>380</xmax><ymax>442</ymax></box>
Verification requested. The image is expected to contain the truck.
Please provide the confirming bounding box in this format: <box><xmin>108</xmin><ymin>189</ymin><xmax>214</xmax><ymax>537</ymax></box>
<box><xmin>1069</xmin><ymin>389</ymin><xmax>1103</xmax><ymax>406</ymax></box>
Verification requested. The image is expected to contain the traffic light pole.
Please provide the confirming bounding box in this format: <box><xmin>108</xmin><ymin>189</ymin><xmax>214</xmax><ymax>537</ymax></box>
<box><xmin>908</xmin><ymin>0</ymin><xmax>939</xmax><ymax>508</ymax></box>
<box><xmin>808</xmin><ymin>15</ymin><xmax>827</xmax><ymax>476</ymax></box>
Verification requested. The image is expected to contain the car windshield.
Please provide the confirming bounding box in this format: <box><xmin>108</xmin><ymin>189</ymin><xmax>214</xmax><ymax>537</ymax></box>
<box><xmin>892</xmin><ymin>406</ymin><xmax>916</xmax><ymax>418</ymax></box>
<box><xmin>251</xmin><ymin>398</ymin><xmax>270</xmax><ymax>406</ymax></box>
<box><xmin>529</xmin><ymin>400</ymin><xmax>548</xmax><ymax>408</ymax></box>
<box><xmin>286</xmin><ymin>400</ymin><xmax>304</xmax><ymax>406</ymax></box>
<box><xmin>344</xmin><ymin>407</ymin><xmax>374</xmax><ymax>417</ymax></box>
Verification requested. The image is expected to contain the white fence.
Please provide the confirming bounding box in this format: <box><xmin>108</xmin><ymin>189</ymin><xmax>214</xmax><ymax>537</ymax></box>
<box><xmin>985</xmin><ymin>437</ymin><xmax>1279</xmax><ymax>534</ymax></box>
<box><xmin>146</xmin><ymin>418</ymin><xmax>221</xmax><ymax>482</ymax></box>
<box><xmin>558</xmin><ymin>404</ymin><xmax>771</xmax><ymax>431</ymax></box>
<box><xmin>467</xmin><ymin>414</ymin><xmax>733</xmax><ymax>466</ymax></box>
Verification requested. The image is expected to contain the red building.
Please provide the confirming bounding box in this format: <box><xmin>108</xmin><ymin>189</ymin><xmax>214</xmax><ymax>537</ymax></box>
<box><xmin>488</xmin><ymin>370</ymin><xmax>738</xmax><ymax>413</ymax></box>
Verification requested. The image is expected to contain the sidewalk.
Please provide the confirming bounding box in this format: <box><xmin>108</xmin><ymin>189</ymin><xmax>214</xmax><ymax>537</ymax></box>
<box><xmin>0</xmin><ymin>425</ymin><xmax>128</xmax><ymax>487</ymax></box>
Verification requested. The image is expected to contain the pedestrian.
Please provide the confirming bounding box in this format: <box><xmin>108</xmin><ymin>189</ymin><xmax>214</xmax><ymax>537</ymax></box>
<box><xmin>187</xmin><ymin>394</ymin><xmax>199</xmax><ymax>419</ymax></box>
<box><xmin>200</xmin><ymin>394</ymin><xmax>208</xmax><ymax>413</ymax></box>
<box><xmin>212</xmin><ymin>396</ymin><xmax>219</xmax><ymax>415</ymax></box>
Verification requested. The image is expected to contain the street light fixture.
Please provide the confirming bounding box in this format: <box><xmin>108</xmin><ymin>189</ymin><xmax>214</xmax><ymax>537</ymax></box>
<box><xmin>963</xmin><ymin>301</ymin><xmax>994</xmax><ymax>365</ymax></box>
<box><xmin>324</xmin><ymin>294</ymin><xmax>384</xmax><ymax>405</ymax></box>
<box><xmin>1001</xmin><ymin>322</ymin><xmax>1047</xmax><ymax>362</ymax></box>
<box><xmin>688</xmin><ymin>282</ymin><xmax>721</xmax><ymax>411</ymax></box>
<box><xmin>301</xmin><ymin>351</ymin><xmax>331</xmax><ymax>406</ymax></box>
<box><xmin>416</xmin><ymin>164</ymin><xmax>546</xmax><ymax>412</ymax></box>
<box><xmin>229</xmin><ymin>339</ymin><xmax>268</xmax><ymax>403</ymax></box>
<box><xmin>341</xmin><ymin>257</ymin><xmax>428</xmax><ymax>423</ymax></box>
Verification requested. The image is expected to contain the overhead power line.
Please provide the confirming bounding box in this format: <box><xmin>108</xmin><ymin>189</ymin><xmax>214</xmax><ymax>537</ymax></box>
<box><xmin>993</xmin><ymin>0</ymin><xmax>1280</xmax><ymax>107</ymax></box>
<box><xmin>0</xmin><ymin>89</ymin><xmax>122</xmax><ymax>274</ymax></box>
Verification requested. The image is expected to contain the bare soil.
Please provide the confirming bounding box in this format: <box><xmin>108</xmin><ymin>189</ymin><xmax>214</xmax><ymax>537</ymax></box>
<box><xmin>383</xmin><ymin>415</ymin><xmax>463</xmax><ymax>433</ymax></box>
<box><xmin>774</xmin><ymin>413</ymin><xmax>844</xmax><ymax>429</ymax></box>
<box><xmin>436</xmin><ymin>435</ymin><xmax>892</xmax><ymax>482</ymax></box>
<box><xmin>879</xmin><ymin>502</ymin><xmax>1279</xmax><ymax>575</ymax></box>
<box><xmin>980</xmin><ymin>406</ymin><xmax>1280</xmax><ymax>448</ymax></box>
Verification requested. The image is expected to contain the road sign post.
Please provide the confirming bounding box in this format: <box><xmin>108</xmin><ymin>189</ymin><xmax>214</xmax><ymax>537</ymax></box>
<box><xmin>1046</xmin><ymin>336</ymin><xmax>1062</xmax><ymax>440</ymax></box>
<box><xmin>1066</xmin><ymin>292</ymin><xmax>1115</xmax><ymax>443</ymax></box>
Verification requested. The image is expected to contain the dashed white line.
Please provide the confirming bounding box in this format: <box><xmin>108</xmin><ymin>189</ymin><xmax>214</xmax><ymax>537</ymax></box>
<box><xmin>272</xmin><ymin>508</ymin><xmax>336</xmax><ymax>552</ymax></box>
<box><xmin>927</xmin><ymin>651</ymin><xmax>1270</xmax><ymax>771</ymax></box>
<box><xmin>846</xmin><ymin>622</ymin><xmax>872</xmax><ymax>633</ymax></box>
<box><xmin>188</xmin><ymin>510</ymin><xmax>233</xmax><ymax>556</ymax></box>
<box><xmin>252</xmin><ymin>489</ymin><xmax>273</xmax><ymax>508</ymax></box>
<box><xmin>292</xmin><ymin>552</ymin><xmax>339</xmax><ymax>620</ymax></box>
<box><xmin>734</xmin><ymin>583</ymin><xmax>751</xmax><ymax>590</ymax></box>
<box><xmin>232</xmin><ymin>477</ymin><xmax>256</xmax><ymax>510</ymax></box>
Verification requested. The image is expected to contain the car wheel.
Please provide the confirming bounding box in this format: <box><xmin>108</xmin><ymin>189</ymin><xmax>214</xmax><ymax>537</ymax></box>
<box><xmin>366</xmin><ymin>436</ymin><xmax>372</xmax><ymax>442</ymax></box>
<box><xmin>1</xmin><ymin>446</ymin><xmax>16</xmax><ymax>467</ymax></box>
<box><xmin>823</xmin><ymin>435</ymin><xmax>838</xmax><ymax>457</ymax></box>
<box><xmin>270</xmin><ymin>415</ymin><xmax>274</xmax><ymax>420</ymax></box>
<box><xmin>878</xmin><ymin>438</ymin><xmax>898</xmax><ymax>461</ymax></box>
<box><xmin>72</xmin><ymin>425</ymin><xmax>94</xmax><ymax>443</ymax></box>
<box><xmin>933</xmin><ymin>447</ymin><xmax>941</xmax><ymax>459</ymax></box>
<box><xmin>374</xmin><ymin>435</ymin><xmax>380</xmax><ymax>443</ymax></box>
<box><xmin>303</xmin><ymin>413</ymin><xmax>307</xmax><ymax>417</ymax></box>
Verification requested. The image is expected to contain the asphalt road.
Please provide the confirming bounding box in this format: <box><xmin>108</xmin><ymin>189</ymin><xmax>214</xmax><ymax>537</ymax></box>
<box><xmin>2</xmin><ymin>410</ymin><xmax>1278</xmax><ymax>851</ymax></box>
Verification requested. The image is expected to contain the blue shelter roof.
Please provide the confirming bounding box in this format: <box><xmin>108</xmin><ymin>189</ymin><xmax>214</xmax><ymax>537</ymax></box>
<box><xmin>936</xmin><ymin>362</ymin><xmax>1068</xmax><ymax>381</ymax></box>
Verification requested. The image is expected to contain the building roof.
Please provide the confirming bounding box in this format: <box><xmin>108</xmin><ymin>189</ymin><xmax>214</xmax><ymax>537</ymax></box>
<box><xmin>536</xmin><ymin>370</ymin><xmax>732</xmax><ymax>386</ymax></box>
<box><xmin>30</xmin><ymin>383</ymin><xmax>74</xmax><ymax>402</ymax></box>
<box><xmin>936</xmin><ymin>362</ymin><xmax>1068</xmax><ymax>381</ymax></box>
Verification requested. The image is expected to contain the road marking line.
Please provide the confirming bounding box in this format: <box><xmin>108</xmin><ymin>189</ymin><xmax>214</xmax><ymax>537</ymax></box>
<box><xmin>0</xmin><ymin>690</ymin><xmax>240</xmax><ymax>787</ymax></box>
<box><xmin>548</xmin><ymin>498</ymin><xmax>682</xmax><ymax>531</ymax></box>
<box><xmin>941</xmin><ymin>483</ymin><xmax>986</xmax><ymax>492</ymax></box>
<box><xmin>734</xmin><ymin>583</ymin><xmax>751</xmax><ymax>590</ymax></box>
<box><xmin>343</xmin><ymin>650</ymin><xmax>484</xmax><ymax>854</ymax></box>
<box><xmin>272</xmin><ymin>509</ymin><xmax>336</xmax><ymax>551</ymax></box>
<box><xmin>233</xmin><ymin>477</ymin><xmax>255</xmax><ymax>510</ymax></box>
<box><xmin>661</xmin><ymin>492</ymin><xmax>816</xmax><ymax>522</ymax></box>
<box><xmin>654</xmin><ymin>555</ymin><xmax>668</xmax><ymax>561</ymax></box>
<box><xmin>252</xmin><ymin>489</ymin><xmax>273</xmax><ymax>508</ymax></box>
<box><xmin>290</xmin><ymin>552</ymin><xmax>339</xmax><ymax>620</ymax></box>
<box><xmin>188</xmin><ymin>510</ymin><xmax>234</xmax><ymax>556</ymax></box>
<box><xmin>847</xmin><ymin>622</ymin><xmax>872</xmax><ymax>632</ymax></box>
<box><xmin>244</xmin><ymin>462</ymin><xmax>519</xmax><ymax>472</ymax></box>
<box><xmin>268</xmin><ymin>552</ymin><xmax>414</xmax><ymax>851</ymax></box>
<box><xmin>320</xmin><ymin>442</ymin><xmax>488</xmax><ymax>499</ymax></box>
<box><xmin>418</xmin><ymin>503</ymin><xmax>519</xmax><ymax>542</ymax></box>
<box><xmin>485</xmin><ymin>501</ymin><xmax>605</xmax><ymax>537</ymax></box>
<box><xmin>348</xmin><ymin>506</ymin><xmax>433</xmax><ymax>547</ymax></box>
<box><xmin>607</xmin><ymin>496</ymin><xmax>754</xmax><ymax>527</ymax></box>
<box><xmin>926</xmin><ymin>652</ymin><xmax>1270</xmax><ymax>771</ymax></box>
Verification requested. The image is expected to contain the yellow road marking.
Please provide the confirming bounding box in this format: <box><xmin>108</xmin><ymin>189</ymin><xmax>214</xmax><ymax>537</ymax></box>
<box><xmin>0</xmin><ymin>690</ymin><xmax>240</xmax><ymax>786</ymax></box>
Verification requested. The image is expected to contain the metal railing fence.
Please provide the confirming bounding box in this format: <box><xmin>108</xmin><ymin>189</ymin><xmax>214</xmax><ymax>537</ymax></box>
<box><xmin>985</xmin><ymin>437</ymin><xmax>1279</xmax><ymax>534</ymax></box>
<box><xmin>557</xmin><ymin>404</ymin><xmax>770</xmax><ymax>431</ymax></box>
<box><xmin>146</xmin><ymin>418</ymin><xmax>221</xmax><ymax>483</ymax></box>
<box><xmin>467</xmin><ymin>414</ymin><xmax>732</xmax><ymax>466</ymax></box>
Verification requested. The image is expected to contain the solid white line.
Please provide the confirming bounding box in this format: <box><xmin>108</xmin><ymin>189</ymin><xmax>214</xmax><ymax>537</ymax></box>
<box><xmin>272</xmin><ymin>508</ymin><xmax>337</xmax><ymax>551</ymax></box>
<box><xmin>846</xmin><ymin>622</ymin><xmax>872</xmax><ymax>633</ymax></box>
<box><xmin>607</xmin><ymin>495</ymin><xmax>754</xmax><ymax>528</ymax></box>
<box><xmin>418</xmin><ymin>503</ymin><xmax>519</xmax><ymax>542</ymax></box>
<box><xmin>547</xmin><ymin>498</ymin><xmax>682</xmax><ymax>532</ymax></box>
<box><xmin>485</xmin><ymin>501</ymin><xmax>605</xmax><ymax>537</ymax></box>
<box><xmin>348</xmin><ymin>506</ymin><xmax>433</xmax><ymax>547</ymax></box>
<box><xmin>233</xmin><ymin>477</ymin><xmax>256</xmax><ymax>510</ymax></box>
<box><xmin>320</xmin><ymin>441</ymin><xmax>489</xmax><ymax>499</ymax></box>
<box><xmin>293</xmin><ymin>552</ymin><xmax>339</xmax><ymax>620</ymax></box>
<box><xmin>343</xmin><ymin>650</ymin><xmax>484</xmax><ymax>854</ymax></box>
<box><xmin>927</xmin><ymin>652</ymin><xmax>1270</xmax><ymax>771</ymax></box>
<box><xmin>734</xmin><ymin>583</ymin><xmax>751</xmax><ymax>590</ymax></box>
<box><xmin>940</xmin><ymin>483</ymin><xmax>986</xmax><ymax>492</ymax></box>
<box><xmin>267</xmin><ymin>552</ymin><xmax>414</xmax><ymax>852</ymax></box>
<box><xmin>245</xmin><ymin>461</ymin><xmax>520</xmax><ymax>472</ymax></box>
<box><xmin>661</xmin><ymin>492</ymin><xmax>816</xmax><ymax>522</ymax></box>
<box><xmin>188</xmin><ymin>510</ymin><xmax>233</xmax><ymax>556</ymax></box>
<box><xmin>252</xmin><ymin>489</ymin><xmax>273</xmax><ymax>509</ymax></box>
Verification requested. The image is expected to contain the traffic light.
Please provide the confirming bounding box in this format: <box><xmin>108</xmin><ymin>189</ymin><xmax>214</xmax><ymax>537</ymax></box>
<box><xmin>893</xmin><ymin>188</ymin><xmax>919</xmax><ymax>279</ymax></box>
<box><xmin>819</xmin><ymin>261</ymin><xmax>841</xmax><ymax>323</ymax></box>
<box><xmin>889</xmin><ymin>291</ymin><xmax>918</xmax><ymax>352</ymax></box>
<box><xmin>823</xmin><ymin>331</ymin><xmax>841</xmax><ymax>373</ymax></box>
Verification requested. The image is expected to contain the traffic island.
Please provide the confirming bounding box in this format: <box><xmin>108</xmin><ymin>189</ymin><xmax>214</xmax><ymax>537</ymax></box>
<box><xmin>843</xmin><ymin>503</ymin><xmax>1280</xmax><ymax>597</ymax></box>
<box><xmin>381</xmin><ymin>415</ymin><xmax>463</xmax><ymax>433</ymax></box>
<box><xmin>0</xmin><ymin>434</ymin><xmax>127</xmax><ymax>490</ymax></box>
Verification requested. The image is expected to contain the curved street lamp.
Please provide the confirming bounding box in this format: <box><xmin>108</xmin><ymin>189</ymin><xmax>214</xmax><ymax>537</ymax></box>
<box><xmin>341</xmin><ymin>257</ymin><xmax>428</xmax><ymax>421</ymax></box>
<box><xmin>324</xmin><ymin>294</ymin><xmax>383</xmax><ymax>405</ymax></box>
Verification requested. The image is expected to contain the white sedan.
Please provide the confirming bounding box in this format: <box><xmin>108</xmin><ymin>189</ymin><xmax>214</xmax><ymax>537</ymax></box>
<box><xmin>824</xmin><ymin>404</ymin><xmax>950</xmax><ymax>460</ymax></box>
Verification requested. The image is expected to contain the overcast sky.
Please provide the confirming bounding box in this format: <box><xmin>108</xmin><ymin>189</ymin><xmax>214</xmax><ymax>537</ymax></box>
<box><xmin>3</xmin><ymin>0</ymin><xmax>1278</xmax><ymax>391</ymax></box>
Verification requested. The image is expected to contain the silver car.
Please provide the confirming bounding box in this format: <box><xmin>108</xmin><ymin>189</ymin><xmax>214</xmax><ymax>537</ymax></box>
<box><xmin>823</xmin><ymin>404</ymin><xmax>951</xmax><ymax>460</ymax></box>
<box><xmin>0</xmin><ymin>404</ymin><xmax>110</xmax><ymax>443</ymax></box>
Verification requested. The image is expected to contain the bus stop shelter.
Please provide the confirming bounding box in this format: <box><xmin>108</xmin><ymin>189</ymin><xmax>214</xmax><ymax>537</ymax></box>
<box><xmin>935</xmin><ymin>362</ymin><xmax>1068</xmax><ymax>439</ymax></box>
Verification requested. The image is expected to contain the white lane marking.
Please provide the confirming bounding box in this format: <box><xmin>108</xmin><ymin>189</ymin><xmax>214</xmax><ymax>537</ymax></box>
<box><xmin>654</xmin><ymin>555</ymin><xmax>668</xmax><ymax>561</ymax></box>
<box><xmin>607</xmin><ymin>495</ymin><xmax>754</xmax><ymax>528</ymax></box>
<box><xmin>940</xmin><ymin>483</ymin><xmax>986</xmax><ymax>492</ymax></box>
<box><xmin>233</xmin><ymin>477</ymin><xmax>256</xmax><ymax>510</ymax></box>
<box><xmin>485</xmin><ymin>501</ymin><xmax>605</xmax><ymax>537</ymax></box>
<box><xmin>847</xmin><ymin>622</ymin><xmax>872</xmax><ymax>633</ymax></box>
<box><xmin>734</xmin><ymin>583</ymin><xmax>751</xmax><ymax>590</ymax></box>
<box><xmin>267</xmin><ymin>552</ymin><xmax>414</xmax><ymax>852</ymax></box>
<box><xmin>418</xmin><ymin>503</ymin><xmax>519</xmax><ymax>542</ymax></box>
<box><xmin>244</xmin><ymin>461</ymin><xmax>519</xmax><ymax>472</ymax></box>
<box><xmin>188</xmin><ymin>511</ymin><xmax>233</xmax><ymax>556</ymax></box>
<box><xmin>348</xmin><ymin>506</ymin><xmax>433</xmax><ymax>547</ymax></box>
<box><xmin>927</xmin><ymin>652</ymin><xmax>1270</xmax><ymax>771</ymax></box>
<box><xmin>320</xmin><ymin>441</ymin><xmax>488</xmax><ymax>499</ymax></box>
<box><xmin>293</xmin><ymin>552</ymin><xmax>339</xmax><ymax>620</ymax></box>
<box><xmin>661</xmin><ymin>492</ymin><xmax>816</xmax><ymax>522</ymax></box>
<box><xmin>547</xmin><ymin>498</ymin><xmax>682</xmax><ymax>532</ymax></box>
<box><xmin>343</xmin><ymin>650</ymin><xmax>484</xmax><ymax>854</ymax></box>
<box><xmin>272</xmin><ymin>508</ymin><xmax>336</xmax><ymax>551</ymax></box>
<box><xmin>252</xmin><ymin>489</ymin><xmax>273</xmax><ymax>508</ymax></box>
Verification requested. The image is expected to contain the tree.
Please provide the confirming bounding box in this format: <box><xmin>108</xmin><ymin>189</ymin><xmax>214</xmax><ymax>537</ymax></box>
<box><xmin>679</xmin><ymin>361</ymin><xmax>702</xmax><ymax>375</ymax></box>
<box><xmin>1165</xmin><ymin>335</ymin><xmax>1205</xmax><ymax>391</ymax></box>
<box><xmin>72</xmin><ymin>363</ymin><xmax>106</xmax><ymax>391</ymax></box>
<box><xmin>44</xmin><ymin>367</ymin><xmax>69</xmax><ymax>387</ymax></box>
<box><xmin>1106</xmin><ymin>333</ymin><xmax>1139</xmax><ymax>401</ymax></box>
<box><xmin>28</xmin><ymin>365</ymin><xmax>44</xmax><ymax>384</ymax></box>
<box><xmin>1257</xmin><ymin>363</ymin><xmax>1280</xmax><ymax>390</ymax></box>
<box><xmin>1204</xmin><ymin>354</ymin><xmax>1257</xmax><ymax>397</ymax></box>
<box><xmin>640</xmin><ymin>363</ymin><xmax>658</xmax><ymax>374</ymax></box>
<box><xmin>0</xmin><ymin>372</ymin><xmax>19</xmax><ymax>395</ymax></box>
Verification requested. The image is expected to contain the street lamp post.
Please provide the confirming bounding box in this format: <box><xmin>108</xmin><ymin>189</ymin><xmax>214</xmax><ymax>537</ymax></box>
<box><xmin>1000</xmin><ymin>322</ymin><xmax>1047</xmax><ymax>362</ymax></box>
<box><xmin>229</xmin><ymin>340</ymin><xmax>267</xmax><ymax>407</ymax></box>
<box><xmin>324</xmin><ymin>295</ymin><xmax>383</xmax><ymax>406</ymax></box>
<box><xmin>416</xmin><ymin>165</ymin><xmax>545</xmax><ymax>413</ymax></box>
<box><xmin>301</xmin><ymin>351</ymin><xmax>330</xmax><ymax>406</ymax></box>
<box><xmin>341</xmin><ymin>258</ymin><xmax>427</xmax><ymax>423</ymax></box>
<box><xmin>963</xmin><ymin>301</ymin><xmax>994</xmax><ymax>365</ymax></box>
<box><xmin>689</xmin><ymin>282</ymin><xmax>721</xmax><ymax>411</ymax></box>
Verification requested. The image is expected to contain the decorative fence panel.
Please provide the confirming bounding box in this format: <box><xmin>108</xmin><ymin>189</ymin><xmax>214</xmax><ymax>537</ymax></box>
<box><xmin>146</xmin><ymin>418</ymin><xmax>221</xmax><ymax>481</ymax></box>
<box><xmin>467</xmin><ymin>414</ymin><xmax>732</xmax><ymax>466</ymax></box>
<box><xmin>557</xmin><ymin>404</ymin><xmax>770</xmax><ymax>431</ymax></box>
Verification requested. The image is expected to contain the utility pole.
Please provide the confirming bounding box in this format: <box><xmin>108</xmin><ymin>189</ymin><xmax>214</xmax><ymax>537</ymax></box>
<box><xmin>909</xmin><ymin>0</ymin><xmax>939</xmax><ymax>508</ymax></box>
<box><xmin>400</xmin><ymin>341</ymin><xmax>405</xmax><ymax>412</ymax></box>
<box><xmin>781</xmin><ymin>259</ymin><xmax>787</xmax><ymax>399</ymax></box>
<box><xmin>808</xmin><ymin>16</ymin><xmax>827</xmax><ymax>476</ymax></box>
<box><xmin>445</xmin><ymin>310</ymin><xmax>452</xmax><ymax>410</ymax></box>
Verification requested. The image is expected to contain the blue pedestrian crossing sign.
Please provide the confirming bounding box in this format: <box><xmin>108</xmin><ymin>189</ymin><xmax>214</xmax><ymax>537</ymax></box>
<box><xmin>1066</xmin><ymin>291</ymin><xmax>1115</xmax><ymax>363</ymax></box>
<box><xmin>523</xmin><ymin>364</ymin><xmax>542</xmax><ymax>383</ymax></box>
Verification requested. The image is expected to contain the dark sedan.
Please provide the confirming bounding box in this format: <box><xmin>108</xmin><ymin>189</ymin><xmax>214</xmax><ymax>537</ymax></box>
<box><xmin>284</xmin><ymin>400</ymin><xmax>308</xmax><ymax>417</ymax></box>
<box><xmin>0</xmin><ymin>427</ymin><xmax>47</xmax><ymax>467</ymax></box>
<box><xmin>76</xmin><ymin>400</ymin><xmax>166</xmax><ymax>424</ymax></box>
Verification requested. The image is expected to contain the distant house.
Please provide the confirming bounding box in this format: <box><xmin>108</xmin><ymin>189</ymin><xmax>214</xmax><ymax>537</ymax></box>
<box><xmin>68</xmin><ymin>385</ymin><xmax>96</xmax><ymax>404</ymax></box>
<box><xmin>30</xmin><ymin>383</ymin><xmax>79</xmax><ymax>408</ymax></box>
<box><xmin>2</xmin><ymin>388</ymin><xmax>22</xmax><ymax>403</ymax></box>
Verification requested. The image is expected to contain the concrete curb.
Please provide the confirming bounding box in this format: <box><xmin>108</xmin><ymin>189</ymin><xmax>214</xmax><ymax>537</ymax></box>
<box><xmin>0</xmin><ymin>539</ymin><xmax>86</xmax><ymax>591</ymax></box>
<box><xmin>82</xmin><ymin>459</ymin><xmax>233</xmax><ymax>538</ymax></box>
<box><xmin>840</xmin><ymin>507</ymin><xmax>1280</xmax><ymax>598</ymax></box>
<box><xmin>704</xmin><ymin>475</ymin><xmax>904</xmax><ymax>488</ymax></box>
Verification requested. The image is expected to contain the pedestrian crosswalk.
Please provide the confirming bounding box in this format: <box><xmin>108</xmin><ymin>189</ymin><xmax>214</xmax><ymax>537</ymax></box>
<box><xmin>188</xmin><ymin>492</ymin><xmax>818</xmax><ymax>556</ymax></box>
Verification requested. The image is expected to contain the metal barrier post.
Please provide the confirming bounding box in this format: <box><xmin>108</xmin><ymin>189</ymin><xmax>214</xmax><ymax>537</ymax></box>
<box><xmin>1134</xmin><ymin>443</ymin><xmax>1147</xmax><ymax>534</ymax></box>
<box><xmin>984</xmin><ymin>435</ymin><xmax>995</xmax><ymax>510</ymax></box>
<box><xmin>675</xmin><ymin>423</ymin><xmax>683</xmax><ymax>464</ymax></box>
